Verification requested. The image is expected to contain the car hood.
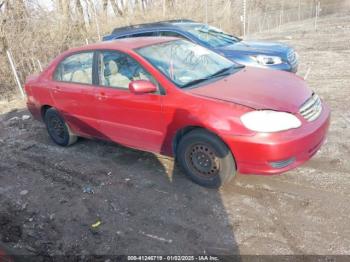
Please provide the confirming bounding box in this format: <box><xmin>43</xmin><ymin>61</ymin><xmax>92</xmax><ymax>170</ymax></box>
<box><xmin>188</xmin><ymin>68</ymin><xmax>311</xmax><ymax>113</ymax></box>
<box><xmin>217</xmin><ymin>40</ymin><xmax>290</xmax><ymax>58</ymax></box>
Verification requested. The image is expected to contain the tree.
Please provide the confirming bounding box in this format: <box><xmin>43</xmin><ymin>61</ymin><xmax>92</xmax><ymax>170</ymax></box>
<box><xmin>102</xmin><ymin>0</ymin><xmax>108</xmax><ymax>16</ymax></box>
<box><xmin>112</xmin><ymin>0</ymin><xmax>126</xmax><ymax>16</ymax></box>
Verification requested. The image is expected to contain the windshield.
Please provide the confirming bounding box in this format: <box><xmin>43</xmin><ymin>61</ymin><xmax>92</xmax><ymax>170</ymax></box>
<box><xmin>186</xmin><ymin>25</ymin><xmax>240</xmax><ymax>48</ymax></box>
<box><xmin>136</xmin><ymin>40</ymin><xmax>242</xmax><ymax>88</ymax></box>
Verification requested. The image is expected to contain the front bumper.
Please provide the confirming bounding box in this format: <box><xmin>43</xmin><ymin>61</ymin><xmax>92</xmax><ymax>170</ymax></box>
<box><xmin>223</xmin><ymin>104</ymin><xmax>330</xmax><ymax>175</ymax></box>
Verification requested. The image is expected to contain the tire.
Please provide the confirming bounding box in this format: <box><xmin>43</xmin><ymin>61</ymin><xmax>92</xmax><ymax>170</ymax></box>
<box><xmin>177</xmin><ymin>129</ymin><xmax>236</xmax><ymax>188</ymax></box>
<box><xmin>44</xmin><ymin>108</ymin><xmax>77</xmax><ymax>147</ymax></box>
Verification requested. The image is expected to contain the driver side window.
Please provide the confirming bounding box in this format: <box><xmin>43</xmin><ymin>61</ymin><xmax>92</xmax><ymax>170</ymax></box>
<box><xmin>98</xmin><ymin>51</ymin><xmax>154</xmax><ymax>89</ymax></box>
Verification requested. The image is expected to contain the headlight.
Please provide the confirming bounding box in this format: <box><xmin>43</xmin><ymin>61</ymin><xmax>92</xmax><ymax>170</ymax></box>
<box><xmin>240</xmin><ymin>110</ymin><xmax>301</xmax><ymax>132</ymax></box>
<box><xmin>252</xmin><ymin>55</ymin><xmax>283</xmax><ymax>65</ymax></box>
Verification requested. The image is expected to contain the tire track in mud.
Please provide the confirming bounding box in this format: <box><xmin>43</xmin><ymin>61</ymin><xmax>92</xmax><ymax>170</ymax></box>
<box><xmin>0</xmin><ymin>139</ymin><xmax>107</xmax><ymax>189</ymax></box>
<box><xmin>1</xmin><ymin>155</ymin><xmax>85</xmax><ymax>191</ymax></box>
<box><xmin>1</xmin><ymin>136</ymin><xmax>177</xmax><ymax>192</ymax></box>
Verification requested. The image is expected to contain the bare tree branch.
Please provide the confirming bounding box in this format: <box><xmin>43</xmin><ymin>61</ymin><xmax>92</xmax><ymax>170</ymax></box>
<box><xmin>102</xmin><ymin>0</ymin><xmax>108</xmax><ymax>16</ymax></box>
<box><xmin>110</xmin><ymin>0</ymin><xmax>125</xmax><ymax>16</ymax></box>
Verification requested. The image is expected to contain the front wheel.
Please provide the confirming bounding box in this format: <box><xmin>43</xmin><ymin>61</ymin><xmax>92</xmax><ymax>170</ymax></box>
<box><xmin>177</xmin><ymin>129</ymin><xmax>236</xmax><ymax>188</ymax></box>
<box><xmin>44</xmin><ymin>108</ymin><xmax>77</xmax><ymax>147</ymax></box>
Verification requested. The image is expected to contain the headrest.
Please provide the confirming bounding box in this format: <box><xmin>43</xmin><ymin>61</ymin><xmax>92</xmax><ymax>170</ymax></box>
<box><xmin>108</xmin><ymin>60</ymin><xmax>119</xmax><ymax>74</ymax></box>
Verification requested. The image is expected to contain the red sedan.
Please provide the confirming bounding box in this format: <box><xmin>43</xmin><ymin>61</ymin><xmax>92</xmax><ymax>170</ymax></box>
<box><xmin>25</xmin><ymin>37</ymin><xmax>330</xmax><ymax>188</ymax></box>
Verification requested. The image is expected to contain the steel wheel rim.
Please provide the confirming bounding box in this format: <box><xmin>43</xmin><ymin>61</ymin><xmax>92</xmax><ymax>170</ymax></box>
<box><xmin>185</xmin><ymin>143</ymin><xmax>220</xmax><ymax>178</ymax></box>
<box><xmin>48</xmin><ymin>116</ymin><xmax>65</xmax><ymax>141</ymax></box>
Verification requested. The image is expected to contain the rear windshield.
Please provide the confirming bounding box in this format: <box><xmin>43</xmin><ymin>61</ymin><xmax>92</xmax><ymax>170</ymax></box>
<box><xmin>185</xmin><ymin>24</ymin><xmax>240</xmax><ymax>48</ymax></box>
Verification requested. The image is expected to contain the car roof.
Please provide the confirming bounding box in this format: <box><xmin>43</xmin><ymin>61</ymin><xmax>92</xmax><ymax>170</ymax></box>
<box><xmin>110</xmin><ymin>19</ymin><xmax>201</xmax><ymax>35</ymax></box>
<box><xmin>66</xmin><ymin>37</ymin><xmax>179</xmax><ymax>54</ymax></box>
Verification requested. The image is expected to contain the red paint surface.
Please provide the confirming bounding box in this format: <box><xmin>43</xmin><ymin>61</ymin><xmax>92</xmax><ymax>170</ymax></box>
<box><xmin>189</xmin><ymin>67</ymin><xmax>312</xmax><ymax>112</ymax></box>
<box><xmin>25</xmin><ymin>37</ymin><xmax>330</xmax><ymax>175</ymax></box>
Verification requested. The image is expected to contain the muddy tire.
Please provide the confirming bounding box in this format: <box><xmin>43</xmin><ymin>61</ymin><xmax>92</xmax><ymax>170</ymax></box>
<box><xmin>177</xmin><ymin>129</ymin><xmax>236</xmax><ymax>188</ymax></box>
<box><xmin>44</xmin><ymin>108</ymin><xmax>77</xmax><ymax>147</ymax></box>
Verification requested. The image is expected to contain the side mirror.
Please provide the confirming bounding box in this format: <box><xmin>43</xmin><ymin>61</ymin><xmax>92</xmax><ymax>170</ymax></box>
<box><xmin>129</xmin><ymin>80</ymin><xmax>157</xmax><ymax>94</ymax></box>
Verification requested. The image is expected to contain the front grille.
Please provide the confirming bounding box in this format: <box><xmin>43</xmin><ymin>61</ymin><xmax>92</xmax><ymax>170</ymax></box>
<box><xmin>299</xmin><ymin>93</ymin><xmax>322</xmax><ymax>122</ymax></box>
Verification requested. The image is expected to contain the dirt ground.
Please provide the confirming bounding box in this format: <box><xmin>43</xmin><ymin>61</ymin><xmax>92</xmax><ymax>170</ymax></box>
<box><xmin>0</xmin><ymin>12</ymin><xmax>350</xmax><ymax>258</ymax></box>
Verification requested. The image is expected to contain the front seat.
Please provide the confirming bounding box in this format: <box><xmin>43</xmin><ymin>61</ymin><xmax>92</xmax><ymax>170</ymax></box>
<box><xmin>71</xmin><ymin>68</ymin><xmax>92</xmax><ymax>84</ymax></box>
<box><xmin>108</xmin><ymin>60</ymin><xmax>130</xmax><ymax>89</ymax></box>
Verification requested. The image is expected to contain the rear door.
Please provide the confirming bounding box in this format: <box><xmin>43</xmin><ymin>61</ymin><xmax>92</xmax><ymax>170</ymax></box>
<box><xmin>94</xmin><ymin>50</ymin><xmax>164</xmax><ymax>152</ymax></box>
<box><xmin>51</xmin><ymin>51</ymin><xmax>101</xmax><ymax>138</ymax></box>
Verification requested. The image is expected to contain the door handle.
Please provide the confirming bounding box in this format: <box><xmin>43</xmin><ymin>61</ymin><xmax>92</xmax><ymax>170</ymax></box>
<box><xmin>53</xmin><ymin>86</ymin><xmax>60</xmax><ymax>93</ymax></box>
<box><xmin>97</xmin><ymin>92</ymin><xmax>107</xmax><ymax>100</ymax></box>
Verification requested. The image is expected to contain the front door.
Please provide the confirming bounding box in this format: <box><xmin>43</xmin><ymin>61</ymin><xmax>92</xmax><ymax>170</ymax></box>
<box><xmin>95</xmin><ymin>50</ymin><xmax>164</xmax><ymax>152</ymax></box>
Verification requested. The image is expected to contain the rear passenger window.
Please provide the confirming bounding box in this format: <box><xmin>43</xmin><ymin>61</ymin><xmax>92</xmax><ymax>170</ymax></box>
<box><xmin>54</xmin><ymin>52</ymin><xmax>94</xmax><ymax>85</ymax></box>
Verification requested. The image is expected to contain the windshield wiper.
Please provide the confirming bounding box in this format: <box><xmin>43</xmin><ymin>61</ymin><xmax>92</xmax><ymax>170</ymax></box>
<box><xmin>181</xmin><ymin>77</ymin><xmax>212</xmax><ymax>88</ymax></box>
<box><xmin>181</xmin><ymin>65</ymin><xmax>239</xmax><ymax>88</ymax></box>
<box><xmin>210</xmin><ymin>66</ymin><xmax>235</xmax><ymax>77</ymax></box>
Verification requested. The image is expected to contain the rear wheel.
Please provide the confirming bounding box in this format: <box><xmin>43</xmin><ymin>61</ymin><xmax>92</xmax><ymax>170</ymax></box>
<box><xmin>177</xmin><ymin>129</ymin><xmax>236</xmax><ymax>188</ymax></box>
<box><xmin>44</xmin><ymin>108</ymin><xmax>77</xmax><ymax>146</ymax></box>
